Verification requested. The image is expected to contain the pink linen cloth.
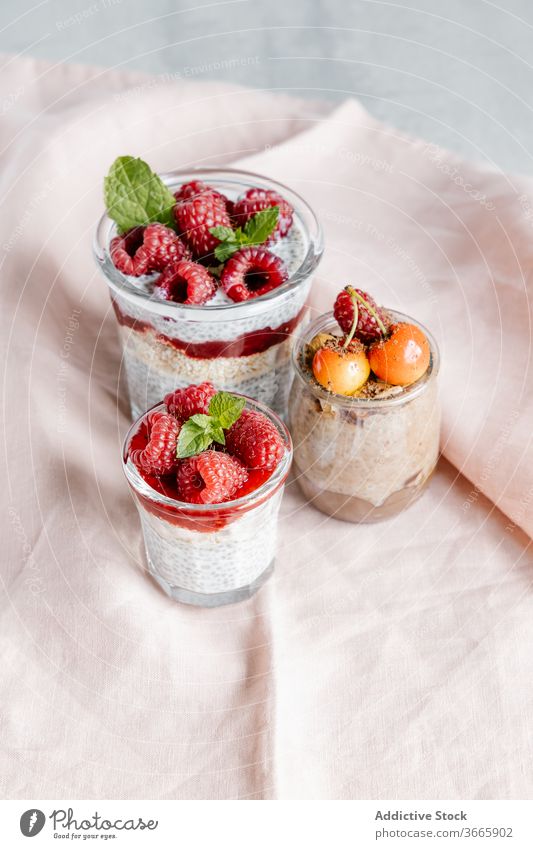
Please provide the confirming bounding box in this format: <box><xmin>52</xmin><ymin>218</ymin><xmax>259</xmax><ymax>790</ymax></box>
<box><xmin>1</xmin><ymin>55</ymin><xmax>533</xmax><ymax>800</ymax></box>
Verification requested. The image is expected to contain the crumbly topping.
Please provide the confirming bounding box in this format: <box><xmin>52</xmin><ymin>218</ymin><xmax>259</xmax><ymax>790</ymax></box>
<box><xmin>301</xmin><ymin>337</ymin><xmax>405</xmax><ymax>402</ymax></box>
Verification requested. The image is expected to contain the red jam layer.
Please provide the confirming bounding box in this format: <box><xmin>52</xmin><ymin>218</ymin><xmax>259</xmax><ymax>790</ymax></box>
<box><xmin>127</xmin><ymin>420</ymin><xmax>279</xmax><ymax>532</ymax></box>
<box><xmin>113</xmin><ymin>300</ymin><xmax>306</xmax><ymax>359</ymax></box>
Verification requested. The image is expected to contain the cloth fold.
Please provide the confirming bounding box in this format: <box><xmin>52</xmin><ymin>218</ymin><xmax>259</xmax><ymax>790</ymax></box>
<box><xmin>1</xmin><ymin>55</ymin><xmax>533</xmax><ymax>800</ymax></box>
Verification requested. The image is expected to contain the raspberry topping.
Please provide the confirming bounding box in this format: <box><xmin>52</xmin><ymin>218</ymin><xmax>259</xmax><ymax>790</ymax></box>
<box><xmin>225</xmin><ymin>409</ymin><xmax>284</xmax><ymax>471</ymax></box>
<box><xmin>176</xmin><ymin>450</ymin><xmax>248</xmax><ymax>504</ymax></box>
<box><xmin>221</xmin><ymin>247</ymin><xmax>288</xmax><ymax>302</ymax></box>
<box><xmin>174</xmin><ymin>180</ymin><xmax>233</xmax><ymax>214</ymax></box>
<box><xmin>164</xmin><ymin>382</ymin><xmax>216</xmax><ymax>422</ymax></box>
<box><xmin>154</xmin><ymin>260</ymin><xmax>217</xmax><ymax>305</ymax></box>
<box><xmin>130</xmin><ymin>411</ymin><xmax>180</xmax><ymax>475</ymax></box>
<box><xmin>175</xmin><ymin>189</ymin><xmax>232</xmax><ymax>259</ymax></box>
<box><xmin>110</xmin><ymin>224</ymin><xmax>190</xmax><ymax>276</ymax></box>
<box><xmin>333</xmin><ymin>287</ymin><xmax>389</xmax><ymax>344</ymax></box>
<box><xmin>233</xmin><ymin>188</ymin><xmax>293</xmax><ymax>241</ymax></box>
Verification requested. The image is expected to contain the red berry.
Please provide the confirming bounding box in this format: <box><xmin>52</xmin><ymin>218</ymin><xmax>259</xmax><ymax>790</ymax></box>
<box><xmin>225</xmin><ymin>409</ymin><xmax>284</xmax><ymax>471</ymax></box>
<box><xmin>130</xmin><ymin>411</ymin><xmax>180</xmax><ymax>475</ymax></box>
<box><xmin>174</xmin><ymin>180</ymin><xmax>232</xmax><ymax>213</ymax></box>
<box><xmin>233</xmin><ymin>188</ymin><xmax>293</xmax><ymax>241</ymax></box>
<box><xmin>164</xmin><ymin>382</ymin><xmax>216</xmax><ymax>422</ymax></box>
<box><xmin>109</xmin><ymin>227</ymin><xmax>148</xmax><ymax>275</ymax></box>
<box><xmin>154</xmin><ymin>260</ymin><xmax>217</xmax><ymax>305</ymax></box>
<box><xmin>110</xmin><ymin>224</ymin><xmax>190</xmax><ymax>276</ymax></box>
<box><xmin>333</xmin><ymin>287</ymin><xmax>389</xmax><ymax>344</ymax></box>
<box><xmin>175</xmin><ymin>189</ymin><xmax>232</xmax><ymax>259</ymax></box>
<box><xmin>221</xmin><ymin>247</ymin><xmax>288</xmax><ymax>302</ymax></box>
<box><xmin>177</xmin><ymin>450</ymin><xmax>248</xmax><ymax>504</ymax></box>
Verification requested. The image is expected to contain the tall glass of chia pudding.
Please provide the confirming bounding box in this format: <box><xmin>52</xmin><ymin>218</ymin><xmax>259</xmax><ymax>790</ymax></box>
<box><xmin>94</xmin><ymin>167</ymin><xmax>323</xmax><ymax>419</ymax></box>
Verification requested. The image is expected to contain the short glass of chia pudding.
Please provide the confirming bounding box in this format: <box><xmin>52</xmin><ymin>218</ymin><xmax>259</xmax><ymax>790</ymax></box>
<box><xmin>289</xmin><ymin>309</ymin><xmax>441</xmax><ymax>523</ymax></box>
<box><xmin>94</xmin><ymin>167</ymin><xmax>323</xmax><ymax>420</ymax></box>
<box><xmin>122</xmin><ymin>390</ymin><xmax>292</xmax><ymax>607</ymax></box>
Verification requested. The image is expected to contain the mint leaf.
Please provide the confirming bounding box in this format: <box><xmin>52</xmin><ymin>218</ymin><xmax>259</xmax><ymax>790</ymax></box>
<box><xmin>214</xmin><ymin>242</ymin><xmax>240</xmax><ymax>262</ymax></box>
<box><xmin>209</xmin><ymin>208</ymin><xmax>279</xmax><ymax>262</ymax></box>
<box><xmin>209</xmin><ymin>391</ymin><xmax>245</xmax><ymax>429</ymax></box>
<box><xmin>209</xmin><ymin>225</ymin><xmax>235</xmax><ymax>241</ymax></box>
<box><xmin>189</xmin><ymin>414</ymin><xmax>211</xmax><ymax>428</ymax></box>
<box><xmin>177</xmin><ymin>421</ymin><xmax>213</xmax><ymax>459</ymax></box>
<box><xmin>176</xmin><ymin>391</ymin><xmax>245</xmax><ymax>458</ymax></box>
<box><xmin>104</xmin><ymin>156</ymin><xmax>176</xmax><ymax>234</ymax></box>
<box><xmin>243</xmin><ymin>206</ymin><xmax>279</xmax><ymax>245</ymax></box>
<box><xmin>209</xmin><ymin>424</ymin><xmax>226</xmax><ymax>445</ymax></box>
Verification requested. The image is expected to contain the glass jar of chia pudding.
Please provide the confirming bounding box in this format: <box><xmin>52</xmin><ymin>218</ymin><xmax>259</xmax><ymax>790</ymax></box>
<box><xmin>289</xmin><ymin>311</ymin><xmax>440</xmax><ymax>522</ymax></box>
<box><xmin>123</xmin><ymin>397</ymin><xmax>292</xmax><ymax>607</ymax></box>
<box><xmin>94</xmin><ymin>168</ymin><xmax>323</xmax><ymax>420</ymax></box>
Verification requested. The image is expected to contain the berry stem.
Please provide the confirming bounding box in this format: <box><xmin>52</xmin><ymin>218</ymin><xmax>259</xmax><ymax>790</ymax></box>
<box><xmin>343</xmin><ymin>294</ymin><xmax>359</xmax><ymax>348</ymax></box>
<box><xmin>346</xmin><ymin>286</ymin><xmax>388</xmax><ymax>337</ymax></box>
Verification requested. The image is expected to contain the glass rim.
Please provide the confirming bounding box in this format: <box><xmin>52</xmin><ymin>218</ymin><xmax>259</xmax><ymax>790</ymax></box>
<box><xmin>122</xmin><ymin>393</ymin><xmax>293</xmax><ymax>512</ymax></box>
<box><xmin>291</xmin><ymin>308</ymin><xmax>440</xmax><ymax>409</ymax></box>
<box><xmin>93</xmin><ymin>166</ymin><xmax>324</xmax><ymax>319</ymax></box>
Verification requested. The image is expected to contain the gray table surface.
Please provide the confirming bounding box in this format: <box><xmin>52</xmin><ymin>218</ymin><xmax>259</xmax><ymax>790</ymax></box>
<box><xmin>1</xmin><ymin>0</ymin><xmax>532</xmax><ymax>173</ymax></box>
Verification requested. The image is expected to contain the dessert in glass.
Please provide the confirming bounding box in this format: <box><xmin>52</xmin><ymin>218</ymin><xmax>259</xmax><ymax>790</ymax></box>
<box><xmin>289</xmin><ymin>286</ymin><xmax>440</xmax><ymax>522</ymax></box>
<box><xmin>94</xmin><ymin>156</ymin><xmax>323</xmax><ymax>419</ymax></box>
<box><xmin>123</xmin><ymin>382</ymin><xmax>292</xmax><ymax>606</ymax></box>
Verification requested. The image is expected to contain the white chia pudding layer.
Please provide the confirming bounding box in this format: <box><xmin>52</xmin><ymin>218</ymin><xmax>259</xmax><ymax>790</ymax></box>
<box><xmin>138</xmin><ymin>490</ymin><xmax>282</xmax><ymax>595</ymax></box>
<box><xmin>289</xmin><ymin>375</ymin><xmax>440</xmax><ymax>508</ymax></box>
<box><xmin>112</xmin><ymin>219</ymin><xmax>308</xmax><ymax>342</ymax></box>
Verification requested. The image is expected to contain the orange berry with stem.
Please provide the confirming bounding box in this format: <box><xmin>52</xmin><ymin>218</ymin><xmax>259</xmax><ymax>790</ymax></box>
<box><xmin>368</xmin><ymin>322</ymin><xmax>430</xmax><ymax>386</ymax></box>
<box><xmin>312</xmin><ymin>342</ymin><xmax>370</xmax><ymax>395</ymax></box>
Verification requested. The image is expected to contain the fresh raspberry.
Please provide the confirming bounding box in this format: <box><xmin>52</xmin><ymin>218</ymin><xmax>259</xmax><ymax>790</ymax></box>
<box><xmin>333</xmin><ymin>287</ymin><xmax>390</xmax><ymax>344</ymax></box>
<box><xmin>174</xmin><ymin>180</ymin><xmax>232</xmax><ymax>213</ymax></box>
<box><xmin>109</xmin><ymin>227</ymin><xmax>148</xmax><ymax>276</ymax></box>
<box><xmin>176</xmin><ymin>450</ymin><xmax>248</xmax><ymax>504</ymax></box>
<box><xmin>131</xmin><ymin>411</ymin><xmax>180</xmax><ymax>475</ymax></box>
<box><xmin>164</xmin><ymin>382</ymin><xmax>216</xmax><ymax>422</ymax></box>
<box><xmin>154</xmin><ymin>260</ymin><xmax>217</xmax><ymax>305</ymax></box>
<box><xmin>233</xmin><ymin>188</ymin><xmax>293</xmax><ymax>241</ymax></box>
<box><xmin>110</xmin><ymin>224</ymin><xmax>190</xmax><ymax>276</ymax></box>
<box><xmin>174</xmin><ymin>189</ymin><xmax>232</xmax><ymax>259</ymax></box>
<box><xmin>137</xmin><ymin>223</ymin><xmax>191</xmax><ymax>271</ymax></box>
<box><xmin>225</xmin><ymin>409</ymin><xmax>284</xmax><ymax>471</ymax></box>
<box><xmin>221</xmin><ymin>247</ymin><xmax>288</xmax><ymax>302</ymax></box>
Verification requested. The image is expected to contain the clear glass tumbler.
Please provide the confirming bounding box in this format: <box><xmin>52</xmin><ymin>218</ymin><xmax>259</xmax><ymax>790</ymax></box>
<box><xmin>123</xmin><ymin>396</ymin><xmax>293</xmax><ymax>606</ymax></box>
<box><xmin>94</xmin><ymin>168</ymin><xmax>323</xmax><ymax>419</ymax></box>
<box><xmin>289</xmin><ymin>311</ymin><xmax>440</xmax><ymax>522</ymax></box>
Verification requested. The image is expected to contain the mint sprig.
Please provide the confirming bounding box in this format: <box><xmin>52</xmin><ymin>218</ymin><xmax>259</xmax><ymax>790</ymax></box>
<box><xmin>177</xmin><ymin>391</ymin><xmax>246</xmax><ymax>459</ymax></box>
<box><xmin>210</xmin><ymin>206</ymin><xmax>279</xmax><ymax>262</ymax></box>
<box><xmin>104</xmin><ymin>156</ymin><xmax>176</xmax><ymax>234</ymax></box>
